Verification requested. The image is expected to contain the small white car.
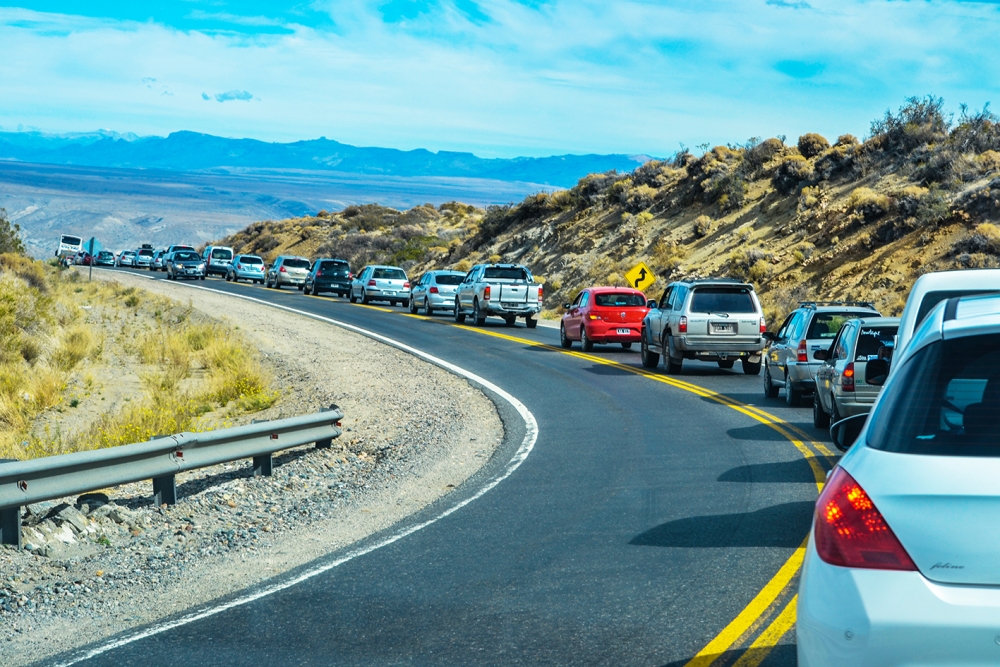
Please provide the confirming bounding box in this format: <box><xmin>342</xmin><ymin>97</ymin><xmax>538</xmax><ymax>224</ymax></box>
<box><xmin>798</xmin><ymin>292</ymin><xmax>1000</xmax><ymax>666</ymax></box>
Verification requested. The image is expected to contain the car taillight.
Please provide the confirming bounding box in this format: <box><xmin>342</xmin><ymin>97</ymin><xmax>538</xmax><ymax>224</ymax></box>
<box><xmin>348</xmin><ymin>272</ymin><xmax>353</xmax><ymax>279</ymax></box>
<box><xmin>484</xmin><ymin>286</ymin><xmax>491</xmax><ymax>300</ymax></box>
<box><xmin>237</xmin><ymin>263</ymin><xmax>242</xmax><ymax>269</ymax></box>
<box><xmin>538</xmin><ymin>286</ymin><xmax>543</xmax><ymax>301</ymax></box>
<box><xmin>429</xmin><ymin>286</ymin><xmax>439</xmax><ymax>294</ymax></box>
<box><xmin>403</xmin><ymin>282</ymin><xmax>410</xmax><ymax>289</ymax></box>
<box><xmin>368</xmin><ymin>279</ymin><xmax>376</xmax><ymax>286</ymax></box>
<box><xmin>279</xmin><ymin>266</ymin><xmax>287</xmax><ymax>273</ymax></box>
<box><xmin>842</xmin><ymin>362</ymin><xmax>855</xmax><ymax>392</ymax></box>
<box><xmin>815</xmin><ymin>468</ymin><xmax>916</xmax><ymax>571</ymax></box>
<box><xmin>316</xmin><ymin>271</ymin><xmax>323</xmax><ymax>277</ymax></box>
<box><xmin>797</xmin><ymin>339</ymin><xmax>808</xmax><ymax>363</ymax></box>
<box><xmin>678</xmin><ymin>316</ymin><xmax>688</xmax><ymax>333</ymax></box>
<box><xmin>760</xmin><ymin>317</ymin><xmax>766</xmax><ymax>334</ymax></box>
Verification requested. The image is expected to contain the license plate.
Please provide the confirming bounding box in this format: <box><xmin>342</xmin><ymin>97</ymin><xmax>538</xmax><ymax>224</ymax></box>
<box><xmin>616</xmin><ymin>328</ymin><xmax>631</xmax><ymax>335</ymax></box>
<box><xmin>502</xmin><ymin>302</ymin><xmax>521</xmax><ymax>308</ymax></box>
<box><xmin>385</xmin><ymin>291</ymin><xmax>397</xmax><ymax>295</ymax></box>
<box><xmin>711</xmin><ymin>322</ymin><xmax>736</xmax><ymax>334</ymax></box>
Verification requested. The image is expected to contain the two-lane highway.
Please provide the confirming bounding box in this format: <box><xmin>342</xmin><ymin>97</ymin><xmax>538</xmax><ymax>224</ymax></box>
<box><xmin>50</xmin><ymin>270</ymin><xmax>835</xmax><ymax>667</ymax></box>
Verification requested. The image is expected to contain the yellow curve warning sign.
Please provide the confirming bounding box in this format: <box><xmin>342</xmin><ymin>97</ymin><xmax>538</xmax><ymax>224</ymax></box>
<box><xmin>625</xmin><ymin>261</ymin><xmax>656</xmax><ymax>292</ymax></box>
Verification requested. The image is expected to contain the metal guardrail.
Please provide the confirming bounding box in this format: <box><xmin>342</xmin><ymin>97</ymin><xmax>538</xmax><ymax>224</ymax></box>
<box><xmin>0</xmin><ymin>406</ymin><xmax>344</xmax><ymax>548</ymax></box>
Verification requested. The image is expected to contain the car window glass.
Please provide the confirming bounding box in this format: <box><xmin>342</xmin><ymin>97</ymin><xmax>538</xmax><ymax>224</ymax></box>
<box><xmin>915</xmin><ymin>290</ymin><xmax>998</xmax><ymax>331</ymax></box>
<box><xmin>777</xmin><ymin>313</ymin><xmax>795</xmax><ymax>339</ymax></box>
<box><xmin>283</xmin><ymin>258</ymin><xmax>310</xmax><ymax>269</ymax></box>
<box><xmin>855</xmin><ymin>325</ymin><xmax>898</xmax><ymax>360</ymax></box>
<box><xmin>672</xmin><ymin>286</ymin><xmax>688</xmax><ymax>310</ymax></box>
<box><xmin>435</xmin><ymin>274</ymin><xmax>463</xmax><ymax>286</ymax></box>
<box><xmin>833</xmin><ymin>324</ymin><xmax>851</xmax><ymax>360</ymax></box>
<box><xmin>483</xmin><ymin>267</ymin><xmax>527</xmax><ymax>280</ymax></box>
<box><xmin>211</xmin><ymin>249</ymin><xmax>233</xmax><ymax>260</ymax></box>
<box><xmin>594</xmin><ymin>293</ymin><xmax>646</xmax><ymax>307</ymax></box>
<box><xmin>660</xmin><ymin>287</ymin><xmax>673</xmax><ymax>310</ymax></box>
<box><xmin>174</xmin><ymin>252</ymin><xmax>200</xmax><ymax>261</ymax></box>
<box><xmin>373</xmin><ymin>268</ymin><xmax>406</xmax><ymax>280</ymax></box>
<box><xmin>806</xmin><ymin>312</ymin><xmax>866</xmax><ymax>340</ymax></box>
<box><xmin>580</xmin><ymin>292</ymin><xmax>590</xmax><ymax>308</ymax></box>
<box><xmin>240</xmin><ymin>256</ymin><xmax>263</xmax><ymax>265</ymax></box>
<box><xmin>689</xmin><ymin>287</ymin><xmax>756</xmax><ymax>314</ymax></box>
<box><xmin>572</xmin><ymin>292</ymin><xmax>583</xmax><ymax>307</ymax></box>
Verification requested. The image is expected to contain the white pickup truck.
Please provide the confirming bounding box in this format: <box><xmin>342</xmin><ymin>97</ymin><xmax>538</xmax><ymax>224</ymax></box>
<box><xmin>454</xmin><ymin>264</ymin><xmax>543</xmax><ymax>328</ymax></box>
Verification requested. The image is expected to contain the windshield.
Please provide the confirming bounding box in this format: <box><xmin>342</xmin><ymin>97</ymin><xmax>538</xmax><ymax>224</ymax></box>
<box><xmin>689</xmin><ymin>287</ymin><xmax>755</xmax><ymax>313</ymax></box>
<box><xmin>483</xmin><ymin>267</ymin><xmax>528</xmax><ymax>281</ymax></box>
<box><xmin>855</xmin><ymin>326</ymin><xmax>898</xmax><ymax>360</ymax></box>
<box><xmin>239</xmin><ymin>256</ymin><xmax>263</xmax><ymax>265</ymax></box>
<box><xmin>61</xmin><ymin>235</ymin><xmax>81</xmax><ymax>246</ymax></box>
<box><xmin>594</xmin><ymin>293</ymin><xmax>646</xmax><ymax>307</ymax></box>
<box><xmin>373</xmin><ymin>268</ymin><xmax>406</xmax><ymax>280</ymax></box>
<box><xmin>283</xmin><ymin>258</ymin><xmax>310</xmax><ymax>269</ymax></box>
<box><xmin>868</xmin><ymin>334</ymin><xmax>1000</xmax><ymax>456</ymax></box>
<box><xmin>211</xmin><ymin>249</ymin><xmax>233</xmax><ymax>260</ymax></box>
<box><xmin>807</xmin><ymin>312</ymin><xmax>872</xmax><ymax>340</ymax></box>
<box><xmin>174</xmin><ymin>252</ymin><xmax>200</xmax><ymax>261</ymax></box>
<box><xmin>434</xmin><ymin>274</ymin><xmax>464</xmax><ymax>285</ymax></box>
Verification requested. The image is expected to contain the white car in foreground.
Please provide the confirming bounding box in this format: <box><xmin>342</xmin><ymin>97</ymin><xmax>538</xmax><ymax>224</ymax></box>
<box><xmin>798</xmin><ymin>293</ymin><xmax>1000</xmax><ymax>666</ymax></box>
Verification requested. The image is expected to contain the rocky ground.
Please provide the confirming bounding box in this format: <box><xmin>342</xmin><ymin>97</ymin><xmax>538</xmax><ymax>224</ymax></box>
<box><xmin>0</xmin><ymin>270</ymin><xmax>504</xmax><ymax>666</ymax></box>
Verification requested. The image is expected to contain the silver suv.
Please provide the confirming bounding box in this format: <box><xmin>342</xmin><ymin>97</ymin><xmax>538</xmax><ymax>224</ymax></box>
<box><xmin>812</xmin><ymin>316</ymin><xmax>899</xmax><ymax>427</ymax></box>
<box><xmin>266</xmin><ymin>256</ymin><xmax>310</xmax><ymax>289</ymax></box>
<box><xmin>763</xmin><ymin>302</ymin><xmax>880</xmax><ymax>405</ymax></box>
<box><xmin>640</xmin><ymin>278</ymin><xmax>766</xmax><ymax>375</ymax></box>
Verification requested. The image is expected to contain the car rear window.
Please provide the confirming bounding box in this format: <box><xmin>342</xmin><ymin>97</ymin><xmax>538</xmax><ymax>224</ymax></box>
<box><xmin>855</xmin><ymin>326</ymin><xmax>898</xmax><ymax>360</ymax></box>
<box><xmin>320</xmin><ymin>261</ymin><xmax>348</xmax><ymax>272</ymax></box>
<box><xmin>867</xmin><ymin>334</ymin><xmax>1000</xmax><ymax>456</ymax></box>
<box><xmin>98</xmin><ymin>251</ymin><xmax>113</xmax><ymax>258</ymax></box>
<box><xmin>689</xmin><ymin>287</ymin><xmax>756</xmax><ymax>314</ymax></box>
<box><xmin>283</xmin><ymin>258</ymin><xmax>310</xmax><ymax>269</ymax></box>
<box><xmin>595</xmin><ymin>293</ymin><xmax>646</xmax><ymax>307</ymax></box>
<box><xmin>483</xmin><ymin>267</ymin><xmax>528</xmax><ymax>281</ymax></box>
<box><xmin>434</xmin><ymin>274</ymin><xmax>464</xmax><ymax>285</ymax></box>
<box><xmin>138</xmin><ymin>250</ymin><xmax>153</xmax><ymax>257</ymax></box>
<box><xmin>211</xmin><ymin>249</ymin><xmax>233</xmax><ymax>260</ymax></box>
<box><xmin>373</xmin><ymin>268</ymin><xmax>406</xmax><ymax>280</ymax></box>
<box><xmin>916</xmin><ymin>290</ymin><xmax>1000</xmax><ymax>329</ymax></box>
<box><xmin>807</xmin><ymin>312</ymin><xmax>873</xmax><ymax>340</ymax></box>
<box><xmin>239</xmin><ymin>256</ymin><xmax>263</xmax><ymax>265</ymax></box>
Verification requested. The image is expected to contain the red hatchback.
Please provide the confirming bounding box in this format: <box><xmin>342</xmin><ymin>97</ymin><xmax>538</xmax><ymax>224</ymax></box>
<box><xmin>560</xmin><ymin>287</ymin><xmax>649</xmax><ymax>350</ymax></box>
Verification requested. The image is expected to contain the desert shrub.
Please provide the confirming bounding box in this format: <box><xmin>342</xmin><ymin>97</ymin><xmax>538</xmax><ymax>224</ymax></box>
<box><xmin>847</xmin><ymin>187</ymin><xmax>891</xmax><ymax>221</ymax></box>
<box><xmin>868</xmin><ymin>95</ymin><xmax>950</xmax><ymax>157</ymax></box>
<box><xmin>895</xmin><ymin>185</ymin><xmax>928</xmax><ymax>218</ymax></box>
<box><xmin>0</xmin><ymin>209</ymin><xmax>25</xmax><ymax>256</ymax></box>
<box><xmin>956</xmin><ymin>222</ymin><xmax>1000</xmax><ymax>256</ymax></box>
<box><xmin>693</xmin><ymin>215</ymin><xmax>713</xmax><ymax>238</ymax></box>
<box><xmin>798</xmin><ymin>186</ymin><xmax>822</xmax><ymax>211</ymax></box>
<box><xmin>253</xmin><ymin>234</ymin><xmax>280</xmax><ymax>254</ymax></box>
<box><xmin>632</xmin><ymin>160</ymin><xmax>675</xmax><ymax>188</ymax></box>
<box><xmin>836</xmin><ymin>134</ymin><xmax>859</xmax><ymax>147</ymax></box>
<box><xmin>454</xmin><ymin>259</ymin><xmax>472</xmax><ymax>272</ymax></box>
<box><xmin>726</xmin><ymin>247</ymin><xmax>775</xmax><ymax>282</ymax></box>
<box><xmin>570</xmin><ymin>171</ymin><xmax>620</xmax><ymax>208</ymax></box>
<box><xmin>950</xmin><ymin>103</ymin><xmax>1000</xmax><ymax>154</ymax></box>
<box><xmin>797</xmin><ymin>133</ymin><xmax>830</xmax><ymax>159</ymax></box>
<box><xmin>977</xmin><ymin>150</ymin><xmax>1000</xmax><ymax>173</ymax></box>
<box><xmin>624</xmin><ymin>184</ymin><xmax>657</xmax><ymax>213</ymax></box>
<box><xmin>773</xmin><ymin>156</ymin><xmax>814</xmax><ymax>194</ymax></box>
<box><xmin>913</xmin><ymin>185</ymin><xmax>950</xmax><ymax>226</ymax></box>
<box><xmin>0</xmin><ymin>253</ymin><xmax>47</xmax><ymax>292</ymax></box>
<box><xmin>814</xmin><ymin>142</ymin><xmax>858</xmax><ymax>180</ymax></box>
<box><xmin>671</xmin><ymin>148</ymin><xmax>694</xmax><ymax>168</ymax></box>
<box><xmin>740</xmin><ymin>137</ymin><xmax>784</xmax><ymax>179</ymax></box>
<box><xmin>53</xmin><ymin>325</ymin><xmax>93</xmax><ymax>371</ymax></box>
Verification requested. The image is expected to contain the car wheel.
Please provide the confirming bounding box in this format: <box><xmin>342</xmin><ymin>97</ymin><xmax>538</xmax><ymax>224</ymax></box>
<box><xmin>718</xmin><ymin>359</ymin><xmax>735</xmax><ymax>369</ymax></box>
<box><xmin>621</xmin><ymin>342</ymin><xmax>632</xmax><ymax>349</ymax></box>
<box><xmin>831</xmin><ymin>401</ymin><xmax>843</xmax><ymax>426</ymax></box>
<box><xmin>298</xmin><ymin>283</ymin><xmax>304</xmax><ymax>291</ymax></box>
<box><xmin>785</xmin><ymin>382</ymin><xmax>803</xmax><ymax>407</ymax></box>
<box><xmin>665</xmin><ymin>337</ymin><xmax>683</xmax><ymax>374</ymax></box>
<box><xmin>742</xmin><ymin>358</ymin><xmax>762</xmax><ymax>375</ymax></box>
<box><xmin>560</xmin><ymin>323</ymin><xmax>573</xmax><ymax>349</ymax></box>
<box><xmin>813</xmin><ymin>393</ymin><xmax>831</xmax><ymax>428</ymax></box>
<box><xmin>423</xmin><ymin>299</ymin><xmax>433</xmax><ymax>316</ymax></box>
<box><xmin>763</xmin><ymin>364</ymin><xmax>779</xmax><ymax>398</ymax></box>
<box><xmin>504</xmin><ymin>315</ymin><xmax>516</xmax><ymax>327</ymax></box>
<box><xmin>581</xmin><ymin>326</ymin><xmax>594</xmax><ymax>352</ymax></box>
<box><xmin>454</xmin><ymin>299</ymin><xmax>466</xmax><ymax>323</ymax></box>
<box><xmin>408</xmin><ymin>298</ymin><xmax>417</xmax><ymax>314</ymax></box>
<box><xmin>401</xmin><ymin>299</ymin><xmax>409</xmax><ymax>309</ymax></box>
<box><xmin>361</xmin><ymin>289</ymin><xmax>370</xmax><ymax>305</ymax></box>
<box><xmin>525</xmin><ymin>318</ymin><xmax>538</xmax><ymax>329</ymax></box>
<box><xmin>473</xmin><ymin>299</ymin><xmax>486</xmax><ymax>326</ymax></box>
<box><xmin>200</xmin><ymin>276</ymin><xmax>205</xmax><ymax>281</ymax></box>
<box><xmin>274</xmin><ymin>280</ymin><xmax>282</xmax><ymax>290</ymax></box>
<box><xmin>303</xmin><ymin>283</ymin><xmax>311</xmax><ymax>295</ymax></box>
<box><xmin>640</xmin><ymin>335</ymin><xmax>659</xmax><ymax>368</ymax></box>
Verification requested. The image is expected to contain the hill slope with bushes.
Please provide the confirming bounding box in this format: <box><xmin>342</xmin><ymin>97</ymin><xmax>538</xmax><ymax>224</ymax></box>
<box><xmin>214</xmin><ymin>96</ymin><xmax>1000</xmax><ymax>323</ymax></box>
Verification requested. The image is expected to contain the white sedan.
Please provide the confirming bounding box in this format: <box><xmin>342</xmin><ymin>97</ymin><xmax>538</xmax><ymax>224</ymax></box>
<box><xmin>798</xmin><ymin>293</ymin><xmax>1000</xmax><ymax>666</ymax></box>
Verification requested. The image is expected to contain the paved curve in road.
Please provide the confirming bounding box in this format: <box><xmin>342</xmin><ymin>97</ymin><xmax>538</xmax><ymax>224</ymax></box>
<box><xmin>47</xmin><ymin>270</ymin><xmax>837</xmax><ymax>667</ymax></box>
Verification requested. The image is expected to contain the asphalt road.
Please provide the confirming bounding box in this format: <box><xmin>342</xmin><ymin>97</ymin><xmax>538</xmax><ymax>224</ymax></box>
<box><xmin>48</xmin><ymin>269</ymin><xmax>836</xmax><ymax>667</ymax></box>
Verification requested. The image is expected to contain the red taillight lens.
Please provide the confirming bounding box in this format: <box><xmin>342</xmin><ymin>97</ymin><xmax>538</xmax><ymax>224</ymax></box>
<box><xmin>484</xmin><ymin>286</ymin><xmax>491</xmax><ymax>300</ymax></box>
<box><xmin>368</xmin><ymin>279</ymin><xmax>376</xmax><ymax>286</ymax></box>
<box><xmin>814</xmin><ymin>468</ymin><xmax>916</xmax><ymax>571</ymax></box>
<box><xmin>429</xmin><ymin>286</ymin><xmax>439</xmax><ymax>294</ymax></box>
<box><xmin>403</xmin><ymin>282</ymin><xmax>410</xmax><ymax>289</ymax></box>
<box><xmin>348</xmin><ymin>273</ymin><xmax>353</xmax><ymax>279</ymax></box>
<box><xmin>797</xmin><ymin>339</ymin><xmax>808</xmax><ymax>363</ymax></box>
<box><xmin>279</xmin><ymin>266</ymin><xmax>287</xmax><ymax>273</ymax></box>
<box><xmin>678</xmin><ymin>316</ymin><xmax>688</xmax><ymax>333</ymax></box>
<box><xmin>538</xmin><ymin>286</ymin><xmax>543</xmax><ymax>301</ymax></box>
<box><xmin>842</xmin><ymin>362</ymin><xmax>855</xmax><ymax>392</ymax></box>
<box><xmin>316</xmin><ymin>271</ymin><xmax>323</xmax><ymax>277</ymax></box>
<box><xmin>760</xmin><ymin>317</ymin><xmax>767</xmax><ymax>334</ymax></box>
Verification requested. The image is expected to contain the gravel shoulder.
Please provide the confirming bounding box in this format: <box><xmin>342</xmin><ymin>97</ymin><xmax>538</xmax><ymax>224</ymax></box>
<box><xmin>0</xmin><ymin>271</ymin><xmax>503</xmax><ymax>666</ymax></box>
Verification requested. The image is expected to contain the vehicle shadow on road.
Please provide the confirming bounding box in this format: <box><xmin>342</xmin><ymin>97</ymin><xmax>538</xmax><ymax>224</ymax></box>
<box><xmin>629</xmin><ymin>501</ymin><xmax>814</xmax><ymax>548</ymax></box>
<box><xmin>717</xmin><ymin>459</ymin><xmax>819</xmax><ymax>484</ymax></box>
<box><xmin>726</xmin><ymin>423</ymin><xmax>800</xmax><ymax>442</ymax></box>
<box><xmin>659</xmin><ymin>644</ymin><xmax>796</xmax><ymax>667</ymax></box>
<box><xmin>581</xmin><ymin>364</ymin><xmax>635</xmax><ymax>376</ymax></box>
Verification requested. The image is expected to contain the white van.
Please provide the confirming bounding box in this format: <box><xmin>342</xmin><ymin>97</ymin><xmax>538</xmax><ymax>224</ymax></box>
<box><xmin>202</xmin><ymin>246</ymin><xmax>234</xmax><ymax>277</ymax></box>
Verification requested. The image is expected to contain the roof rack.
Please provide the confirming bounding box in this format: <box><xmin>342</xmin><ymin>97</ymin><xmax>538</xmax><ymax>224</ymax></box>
<box><xmin>798</xmin><ymin>300</ymin><xmax>877</xmax><ymax>309</ymax></box>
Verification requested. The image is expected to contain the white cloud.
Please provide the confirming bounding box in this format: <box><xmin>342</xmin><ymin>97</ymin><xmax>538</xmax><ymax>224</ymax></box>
<box><xmin>1</xmin><ymin>2</ymin><xmax>1000</xmax><ymax>157</ymax></box>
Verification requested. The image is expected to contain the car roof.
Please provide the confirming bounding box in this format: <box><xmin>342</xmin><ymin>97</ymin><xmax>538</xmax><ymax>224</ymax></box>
<box><xmin>674</xmin><ymin>278</ymin><xmax>751</xmax><ymax>286</ymax></box>
<box><xmin>853</xmin><ymin>317</ymin><xmax>901</xmax><ymax>326</ymax></box>
<box><xmin>587</xmin><ymin>286</ymin><xmax>644</xmax><ymax>293</ymax></box>
<box><xmin>428</xmin><ymin>269</ymin><xmax>464</xmax><ymax>274</ymax></box>
<box><xmin>801</xmin><ymin>305</ymin><xmax>880</xmax><ymax>314</ymax></box>
<box><xmin>368</xmin><ymin>264</ymin><xmax>404</xmax><ymax>270</ymax></box>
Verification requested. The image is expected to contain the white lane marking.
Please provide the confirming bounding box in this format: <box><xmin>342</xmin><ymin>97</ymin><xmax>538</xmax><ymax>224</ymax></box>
<box><xmin>61</xmin><ymin>274</ymin><xmax>538</xmax><ymax>666</ymax></box>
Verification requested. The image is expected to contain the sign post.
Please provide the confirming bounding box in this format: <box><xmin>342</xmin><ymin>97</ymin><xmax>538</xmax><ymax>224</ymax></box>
<box><xmin>625</xmin><ymin>261</ymin><xmax>656</xmax><ymax>292</ymax></box>
<box><xmin>88</xmin><ymin>238</ymin><xmax>95</xmax><ymax>282</ymax></box>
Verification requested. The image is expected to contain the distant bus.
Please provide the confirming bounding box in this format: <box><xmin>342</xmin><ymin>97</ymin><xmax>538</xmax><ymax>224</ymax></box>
<box><xmin>56</xmin><ymin>234</ymin><xmax>83</xmax><ymax>258</ymax></box>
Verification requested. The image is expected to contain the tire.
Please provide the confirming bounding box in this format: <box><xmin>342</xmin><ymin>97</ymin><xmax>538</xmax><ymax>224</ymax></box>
<box><xmin>274</xmin><ymin>280</ymin><xmax>282</xmax><ymax>290</ymax></box>
<box><xmin>349</xmin><ymin>291</ymin><xmax>357</xmax><ymax>304</ymax></box>
<box><xmin>742</xmin><ymin>358</ymin><xmax>762</xmax><ymax>375</ymax></box>
<box><xmin>831</xmin><ymin>401</ymin><xmax>843</xmax><ymax>426</ymax></box>
<box><xmin>423</xmin><ymin>299</ymin><xmax>433</xmax><ymax>316</ymax></box>
<box><xmin>361</xmin><ymin>290</ymin><xmax>370</xmax><ymax>305</ymax></box>
<box><xmin>390</xmin><ymin>301</ymin><xmax>398</xmax><ymax>307</ymax></box>
<box><xmin>763</xmin><ymin>365</ymin><xmax>779</xmax><ymax>398</ymax></box>
<box><xmin>408</xmin><ymin>298</ymin><xmax>417</xmax><ymax>314</ymax></box>
<box><xmin>718</xmin><ymin>359</ymin><xmax>736</xmax><ymax>369</ymax></box>
<box><xmin>785</xmin><ymin>382</ymin><xmax>803</xmax><ymax>407</ymax></box>
<box><xmin>813</xmin><ymin>393</ymin><xmax>831</xmax><ymax>428</ymax></box>
<box><xmin>200</xmin><ymin>276</ymin><xmax>205</xmax><ymax>281</ymax></box>
<box><xmin>303</xmin><ymin>283</ymin><xmax>311</xmax><ymax>295</ymax></box>
<box><xmin>401</xmin><ymin>299</ymin><xmax>409</xmax><ymax>309</ymax></box>
<box><xmin>525</xmin><ymin>318</ymin><xmax>538</xmax><ymax>329</ymax></box>
<box><xmin>504</xmin><ymin>315</ymin><xmax>516</xmax><ymax>327</ymax></box>
<box><xmin>665</xmin><ymin>336</ymin><xmax>683</xmax><ymax>374</ymax></box>
<box><xmin>298</xmin><ymin>283</ymin><xmax>304</xmax><ymax>291</ymax></box>
<box><xmin>621</xmin><ymin>342</ymin><xmax>632</xmax><ymax>349</ymax></box>
<box><xmin>454</xmin><ymin>299</ymin><xmax>466</xmax><ymax>323</ymax></box>
<box><xmin>640</xmin><ymin>335</ymin><xmax>659</xmax><ymax>368</ymax></box>
<box><xmin>581</xmin><ymin>327</ymin><xmax>594</xmax><ymax>352</ymax></box>
<box><xmin>473</xmin><ymin>299</ymin><xmax>486</xmax><ymax>326</ymax></box>
<box><xmin>560</xmin><ymin>323</ymin><xmax>573</xmax><ymax>349</ymax></box>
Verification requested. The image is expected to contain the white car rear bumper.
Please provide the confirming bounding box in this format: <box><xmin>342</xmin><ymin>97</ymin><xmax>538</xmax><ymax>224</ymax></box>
<box><xmin>798</xmin><ymin>539</ymin><xmax>1000</xmax><ymax>666</ymax></box>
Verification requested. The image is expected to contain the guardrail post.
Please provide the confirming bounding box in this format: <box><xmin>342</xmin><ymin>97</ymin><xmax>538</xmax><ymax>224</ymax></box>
<box><xmin>0</xmin><ymin>458</ymin><xmax>21</xmax><ymax>548</ymax></box>
<box><xmin>252</xmin><ymin>454</ymin><xmax>272</xmax><ymax>477</ymax></box>
<box><xmin>314</xmin><ymin>405</ymin><xmax>340</xmax><ymax>449</ymax></box>
<box><xmin>153</xmin><ymin>475</ymin><xmax>176</xmax><ymax>506</ymax></box>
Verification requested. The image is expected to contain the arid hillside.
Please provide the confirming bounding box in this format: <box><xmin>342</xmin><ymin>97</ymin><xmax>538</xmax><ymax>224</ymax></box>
<box><xmin>213</xmin><ymin>96</ymin><xmax>1000</xmax><ymax>323</ymax></box>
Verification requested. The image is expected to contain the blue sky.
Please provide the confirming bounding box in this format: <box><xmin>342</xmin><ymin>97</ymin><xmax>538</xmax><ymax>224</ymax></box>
<box><xmin>2</xmin><ymin>1</ymin><xmax>1000</xmax><ymax>158</ymax></box>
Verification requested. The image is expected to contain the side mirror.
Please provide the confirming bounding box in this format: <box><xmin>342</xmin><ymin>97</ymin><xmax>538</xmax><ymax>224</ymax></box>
<box><xmin>646</xmin><ymin>300</ymin><xmax>657</xmax><ymax>309</ymax></box>
<box><xmin>813</xmin><ymin>349</ymin><xmax>829</xmax><ymax>361</ymax></box>
<box><xmin>865</xmin><ymin>358</ymin><xmax>890</xmax><ymax>386</ymax></box>
<box><xmin>830</xmin><ymin>413</ymin><xmax>867</xmax><ymax>452</ymax></box>
<box><xmin>563</xmin><ymin>303</ymin><xmax>571</xmax><ymax>309</ymax></box>
<box><xmin>761</xmin><ymin>331</ymin><xmax>777</xmax><ymax>342</ymax></box>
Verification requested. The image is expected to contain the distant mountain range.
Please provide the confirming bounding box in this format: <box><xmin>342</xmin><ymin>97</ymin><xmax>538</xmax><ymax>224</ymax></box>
<box><xmin>0</xmin><ymin>130</ymin><xmax>653</xmax><ymax>188</ymax></box>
